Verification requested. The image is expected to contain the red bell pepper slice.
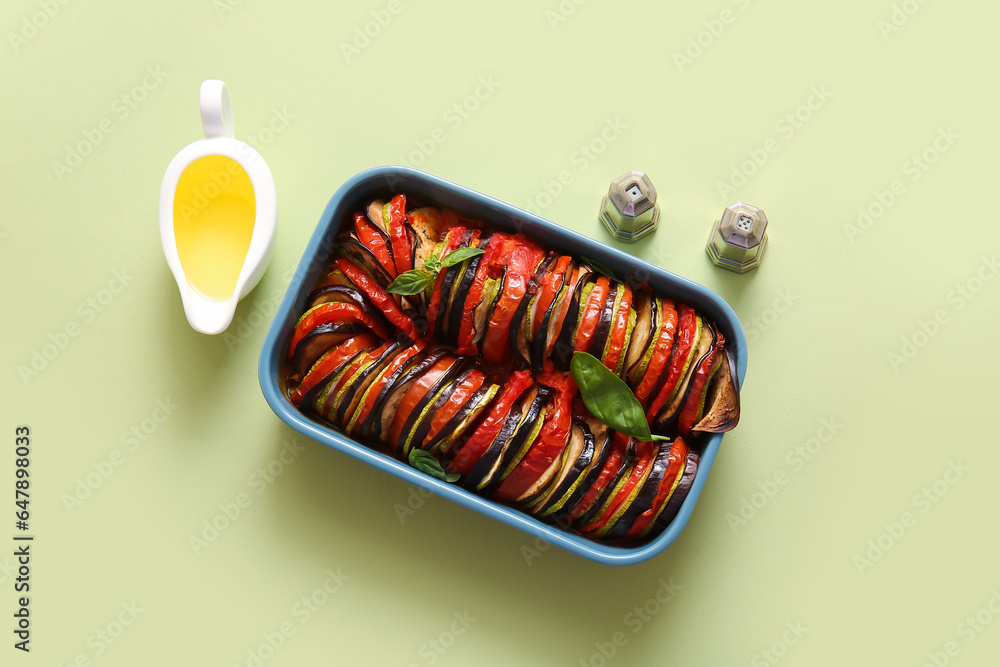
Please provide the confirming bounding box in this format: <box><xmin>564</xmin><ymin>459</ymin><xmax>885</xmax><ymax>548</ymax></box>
<box><xmin>389</xmin><ymin>355</ymin><xmax>456</xmax><ymax>447</ymax></box>
<box><xmin>572</xmin><ymin>276</ymin><xmax>610</xmax><ymax>355</ymax></box>
<box><xmin>481</xmin><ymin>235</ymin><xmax>545</xmax><ymax>366</ymax></box>
<box><xmin>353</xmin><ymin>212</ymin><xmax>396</xmax><ymax>276</ymax></box>
<box><xmin>287</xmin><ymin>303</ymin><xmax>390</xmax><ymax>362</ymax></box>
<box><xmin>530</xmin><ymin>255</ymin><xmax>572</xmax><ymax>341</ymax></box>
<box><xmin>624</xmin><ymin>437</ymin><xmax>689</xmax><ymax>541</ymax></box>
<box><xmin>578</xmin><ymin>439</ymin><xmax>656</xmax><ymax>534</ymax></box>
<box><xmin>348</xmin><ymin>343</ymin><xmax>424</xmax><ymax>436</ymax></box>
<box><xmin>634</xmin><ymin>298</ymin><xmax>678</xmax><ymax>406</ymax></box>
<box><xmin>319</xmin><ymin>339</ymin><xmax>396</xmax><ymax>418</ymax></box>
<box><xmin>456</xmin><ymin>235</ymin><xmax>502</xmax><ymax>355</ymax></box>
<box><xmin>601</xmin><ymin>283</ymin><xmax>633</xmax><ymax>372</ymax></box>
<box><xmin>424</xmin><ymin>229</ymin><xmax>465</xmax><ymax>332</ymax></box>
<box><xmin>447</xmin><ymin>370</ymin><xmax>534</xmax><ymax>477</ymax></box>
<box><xmin>387</xmin><ymin>194</ymin><xmax>412</xmax><ymax>275</ymax></box>
<box><xmin>677</xmin><ymin>332</ymin><xmax>724</xmax><ymax>435</ymax></box>
<box><xmin>566</xmin><ymin>432</ymin><xmax>630</xmax><ymax>521</ymax></box>
<box><xmin>290</xmin><ymin>333</ymin><xmax>379</xmax><ymax>404</ymax></box>
<box><xmin>423</xmin><ymin>369</ymin><xmax>486</xmax><ymax>446</ymax></box>
<box><xmin>645</xmin><ymin>304</ymin><xmax>697</xmax><ymax>420</ymax></box>
<box><xmin>332</xmin><ymin>258</ymin><xmax>419</xmax><ymax>341</ymax></box>
<box><xmin>493</xmin><ymin>370</ymin><xmax>575</xmax><ymax>502</ymax></box>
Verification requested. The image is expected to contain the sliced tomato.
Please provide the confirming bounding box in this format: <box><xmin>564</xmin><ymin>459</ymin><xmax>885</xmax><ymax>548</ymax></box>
<box><xmin>287</xmin><ymin>303</ymin><xmax>389</xmax><ymax>361</ymax></box>
<box><xmin>423</xmin><ymin>369</ymin><xmax>486</xmax><ymax>446</ymax></box>
<box><xmin>289</xmin><ymin>333</ymin><xmax>379</xmax><ymax>404</ymax></box>
<box><xmin>645</xmin><ymin>304</ymin><xmax>698</xmax><ymax>420</ymax></box>
<box><xmin>623</xmin><ymin>437</ymin><xmax>689</xmax><ymax>541</ymax></box>
<box><xmin>481</xmin><ymin>235</ymin><xmax>546</xmax><ymax>366</ymax></box>
<box><xmin>332</xmin><ymin>258</ymin><xmax>419</xmax><ymax>341</ymax></box>
<box><xmin>601</xmin><ymin>283</ymin><xmax>633</xmax><ymax>372</ymax></box>
<box><xmin>353</xmin><ymin>212</ymin><xmax>396</xmax><ymax>276</ymax></box>
<box><xmin>389</xmin><ymin>355</ymin><xmax>456</xmax><ymax>447</ymax></box>
<box><xmin>572</xmin><ymin>276</ymin><xmax>610</xmax><ymax>355</ymax></box>
<box><xmin>447</xmin><ymin>370</ymin><xmax>534</xmax><ymax>477</ymax></box>
<box><xmin>492</xmin><ymin>370</ymin><xmax>575</xmax><ymax>502</ymax></box>
<box><xmin>386</xmin><ymin>194</ymin><xmax>412</xmax><ymax>276</ymax></box>
<box><xmin>677</xmin><ymin>332</ymin><xmax>724</xmax><ymax>435</ymax></box>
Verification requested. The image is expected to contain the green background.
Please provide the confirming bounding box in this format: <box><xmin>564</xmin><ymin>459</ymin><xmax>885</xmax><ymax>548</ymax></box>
<box><xmin>3</xmin><ymin>0</ymin><xmax>999</xmax><ymax>665</ymax></box>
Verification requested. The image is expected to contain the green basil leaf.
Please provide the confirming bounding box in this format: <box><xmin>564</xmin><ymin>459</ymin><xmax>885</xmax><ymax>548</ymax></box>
<box><xmin>582</xmin><ymin>256</ymin><xmax>617</xmax><ymax>280</ymax></box>
<box><xmin>422</xmin><ymin>257</ymin><xmax>442</xmax><ymax>274</ymax></box>
<box><xmin>387</xmin><ymin>269</ymin><xmax>435</xmax><ymax>295</ymax></box>
<box><xmin>570</xmin><ymin>351</ymin><xmax>669</xmax><ymax>442</ymax></box>
<box><xmin>408</xmin><ymin>448</ymin><xmax>458</xmax><ymax>483</ymax></box>
<box><xmin>440</xmin><ymin>246</ymin><xmax>485</xmax><ymax>268</ymax></box>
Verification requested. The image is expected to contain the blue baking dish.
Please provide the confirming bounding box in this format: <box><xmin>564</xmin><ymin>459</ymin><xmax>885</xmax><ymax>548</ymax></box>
<box><xmin>258</xmin><ymin>166</ymin><xmax>748</xmax><ymax>565</ymax></box>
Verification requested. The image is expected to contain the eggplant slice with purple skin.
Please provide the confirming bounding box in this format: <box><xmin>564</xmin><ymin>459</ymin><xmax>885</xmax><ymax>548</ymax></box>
<box><xmin>652</xmin><ymin>449</ymin><xmax>700</xmax><ymax>533</ymax></box>
<box><xmin>306</xmin><ymin>285</ymin><xmax>392</xmax><ymax>332</ymax></box>
<box><xmin>601</xmin><ymin>440</ymin><xmax>675</xmax><ymax>542</ymax></box>
<box><xmin>551</xmin><ymin>272</ymin><xmax>597</xmax><ymax>371</ymax></box>
<box><xmin>692</xmin><ymin>349</ymin><xmax>741</xmax><ymax>433</ymax></box>
<box><xmin>463</xmin><ymin>388</ymin><xmax>537</xmax><ymax>492</ymax></box>
<box><xmin>393</xmin><ymin>357</ymin><xmax>468</xmax><ymax>459</ymax></box>
<box><xmin>290</xmin><ymin>321</ymin><xmax>369</xmax><ymax>381</ymax></box>
<box><xmin>521</xmin><ymin>417</ymin><xmax>591</xmax><ymax>513</ymax></box>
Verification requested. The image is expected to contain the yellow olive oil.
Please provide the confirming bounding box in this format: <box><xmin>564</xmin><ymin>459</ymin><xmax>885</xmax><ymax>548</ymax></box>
<box><xmin>173</xmin><ymin>155</ymin><xmax>255</xmax><ymax>301</ymax></box>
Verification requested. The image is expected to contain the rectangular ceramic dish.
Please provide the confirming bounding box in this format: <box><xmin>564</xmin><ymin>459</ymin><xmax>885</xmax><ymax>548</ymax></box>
<box><xmin>258</xmin><ymin>166</ymin><xmax>748</xmax><ymax>565</ymax></box>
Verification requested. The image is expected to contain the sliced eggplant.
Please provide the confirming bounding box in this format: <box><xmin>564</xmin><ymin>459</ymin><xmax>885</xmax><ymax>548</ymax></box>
<box><xmin>394</xmin><ymin>358</ymin><xmax>467</xmax><ymax>458</ymax></box>
<box><xmin>335</xmin><ymin>233</ymin><xmax>395</xmax><ymax>288</ymax></box>
<box><xmin>318</xmin><ymin>344</ymin><xmax>392</xmax><ymax>423</ymax></box>
<box><xmin>366</xmin><ymin>199</ymin><xmax>387</xmax><ymax>232</ymax></box>
<box><xmin>551</xmin><ymin>272</ymin><xmax>596</xmax><ymax>371</ymax></box>
<box><xmin>588</xmin><ymin>282</ymin><xmax>620</xmax><ymax>360</ymax></box>
<box><xmin>446</xmin><ymin>233</ymin><xmax>493</xmax><ymax>347</ymax></box>
<box><xmin>305</xmin><ymin>285</ymin><xmax>392</xmax><ymax>333</ymax></box>
<box><xmin>482</xmin><ymin>387</ymin><xmax>551</xmax><ymax>495</ymax></box>
<box><xmin>427</xmin><ymin>381</ymin><xmax>498</xmax><ymax>456</ymax></box>
<box><xmin>332</xmin><ymin>341</ymin><xmax>402</xmax><ymax>426</ymax></box>
<box><xmin>472</xmin><ymin>266</ymin><xmax>507</xmax><ymax>355</ymax></box>
<box><xmin>463</xmin><ymin>387</ymin><xmax>537</xmax><ymax>491</ymax></box>
<box><xmin>601</xmin><ymin>440</ymin><xmax>675</xmax><ymax>542</ymax></box>
<box><xmin>531</xmin><ymin>259</ymin><xmax>574</xmax><ymax>373</ymax></box>
<box><xmin>345</xmin><ymin>345</ymin><xmax>423</xmax><ymax>436</ymax></box>
<box><xmin>522</xmin><ymin>420</ymin><xmax>587</xmax><ymax>512</ymax></box>
<box><xmin>652</xmin><ymin>449</ymin><xmax>700</xmax><ymax>533</ymax></box>
<box><xmin>359</xmin><ymin>348</ymin><xmax>443</xmax><ymax>442</ymax></box>
<box><xmin>645</xmin><ymin>309</ymin><xmax>703</xmax><ymax>420</ymax></box>
<box><xmin>654</xmin><ymin>322</ymin><xmax>716</xmax><ymax>431</ymax></box>
<box><xmin>623</xmin><ymin>292</ymin><xmax>653</xmax><ymax>379</ymax></box>
<box><xmin>693</xmin><ymin>349</ymin><xmax>741</xmax><ymax>433</ymax></box>
<box><xmin>573</xmin><ymin>437</ymin><xmax>637</xmax><ymax>529</ymax></box>
<box><xmin>290</xmin><ymin>321</ymin><xmax>367</xmax><ymax>381</ymax></box>
<box><xmin>434</xmin><ymin>228</ymin><xmax>476</xmax><ymax>341</ymax></box>
<box><xmin>585</xmin><ymin>441</ymin><xmax>657</xmax><ymax>539</ymax></box>
<box><xmin>308</xmin><ymin>347</ymin><xmax>373</xmax><ymax>419</ymax></box>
